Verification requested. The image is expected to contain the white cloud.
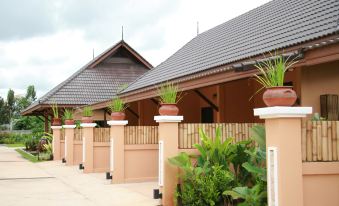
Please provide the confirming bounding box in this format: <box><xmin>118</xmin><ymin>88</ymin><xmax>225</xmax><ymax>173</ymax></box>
<box><xmin>0</xmin><ymin>0</ymin><xmax>270</xmax><ymax>100</ymax></box>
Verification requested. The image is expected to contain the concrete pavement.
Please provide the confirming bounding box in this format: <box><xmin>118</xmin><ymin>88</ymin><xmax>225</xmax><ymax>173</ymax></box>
<box><xmin>0</xmin><ymin>145</ymin><xmax>160</xmax><ymax>206</ymax></box>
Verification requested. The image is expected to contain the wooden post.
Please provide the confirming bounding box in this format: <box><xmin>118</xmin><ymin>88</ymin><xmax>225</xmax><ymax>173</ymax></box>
<box><xmin>44</xmin><ymin>114</ymin><xmax>49</xmax><ymax>133</ymax></box>
<box><xmin>107</xmin><ymin>120</ymin><xmax>128</xmax><ymax>183</ymax></box>
<box><xmin>216</xmin><ymin>84</ymin><xmax>225</xmax><ymax>123</ymax></box>
<box><xmin>80</xmin><ymin>123</ymin><xmax>96</xmax><ymax>173</ymax></box>
<box><xmin>63</xmin><ymin>124</ymin><xmax>76</xmax><ymax>165</ymax></box>
<box><xmin>51</xmin><ymin>126</ymin><xmax>62</xmax><ymax>160</ymax></box>
<box><xmin>154</xmin><ymin>115</ymin><xmax>183</xmax><ymax>206</ymax></box>
<box><xmin>254</xmin><ymin>106</ymin><xmax>312</xmax><ymax>206</ymax></box>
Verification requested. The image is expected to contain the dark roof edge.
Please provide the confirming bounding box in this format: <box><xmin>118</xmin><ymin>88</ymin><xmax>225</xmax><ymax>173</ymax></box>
<box><xmin>119</xmin><ymin>34</ymin><xmax>339</xmax><ymax>97</ymax></box>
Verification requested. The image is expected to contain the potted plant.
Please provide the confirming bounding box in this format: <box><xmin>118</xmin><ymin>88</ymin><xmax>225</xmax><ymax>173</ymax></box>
<box><xmin>158</xmin><ymin>82</ymin><xmax>182</xmax><ymax>116</ymax></box>
<box><xmin>253</xmin><ymin>53</ymin><xmax>298</xmax><ymax>107</ymax></box>
<box><xmin>82</xmin><ymin>106</ymin><xmax>93</xmax><ymax>123</ymax></box>
<box><xmin>108</xmin><ymin>97</ymin><xmax>128</xmax><ymax>120</ymax></box>
<box><xmin>51</xmin><ymin>103</ymin><xmax>61</xmax><ymax>126</ymax></box>
<box><xmin>63</xmin><ymin>109</ymin><xmax>75</xmax><ymax>125</ymax></box>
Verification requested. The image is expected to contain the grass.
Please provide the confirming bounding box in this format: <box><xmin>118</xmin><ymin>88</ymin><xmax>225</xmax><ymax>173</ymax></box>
<box><xmin>6</xmin><ymin>143</ymin><xmax>25</xmax><ymax>148</ymax></box>
<box><xmin>15</xmin><ymin>148</ymin><xmax>40</xmax><ymax>163</ymax></box>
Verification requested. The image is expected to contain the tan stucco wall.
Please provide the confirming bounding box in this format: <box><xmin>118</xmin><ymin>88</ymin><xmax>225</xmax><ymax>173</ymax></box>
<box><xmin>93</xmin><ymin>143</ymin><xmax>110</xmax><ymax>172</ymax></box>
<box><xmin>60</xmin><ymin>141</ymin><xmax>65</xmax><ymax>159</ymax></box>
<box><xmin>301</xmin><ymin>61</ymin><xmax>339</xmax><ymax>115</ymax></box>
<box><xmin>303</xmin><ymin>162</ymin><xmax>339</xmax><ymax>206</ymax></box>
<box><xmin>124</xmin><ymin>144</ymin><xmax>158</xmax><ymax>182</ymax></box>
<box><xmin>73</xmin><ymin>141</ymin><xmax>83</xmax><ymax>165</ymax></box>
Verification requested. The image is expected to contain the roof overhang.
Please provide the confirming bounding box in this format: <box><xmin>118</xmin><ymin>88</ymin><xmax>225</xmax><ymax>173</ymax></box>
<box><xmin>21</xmin><ymin>104</ymin><xmax>85</xmax><ymax>116</ymax></box>
<box><xmin>89</xmin><ymin>34</ymin><xmax>339</xmax><ymax>110</ymax></box>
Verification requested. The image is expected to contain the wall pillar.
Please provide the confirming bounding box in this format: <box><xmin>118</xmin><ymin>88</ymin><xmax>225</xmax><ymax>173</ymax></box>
<box><xmin>254</xmin><ymin>107</ymin><xmax>312</xmax><ymax>206</ymax></box>
<box><xmin>108</xmin><ymin>120</ymin><xmax>128</xmax><ymax>183</ymax></box>
<box><xmin>154</xmin><ymin>115</ymin><xmax>183</xmax><ymax>206</ymax></box>
<box><xmin>51</xmin><ymin>126</ymin><xmax>62</xmax><ymax>160</ymax></box>
<box><xmin>80</xmin><ymin>123</ymin><xmax>96</xmax><ymax>173</ymax></box>
<box><xmin>63</xmin><ymin>125</ymin><xmax>76</xmax><ymax>165</ymax></box>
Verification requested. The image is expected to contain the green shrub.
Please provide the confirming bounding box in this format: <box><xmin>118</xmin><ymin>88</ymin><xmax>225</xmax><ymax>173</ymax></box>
<box><xmin>82</xmin><ymin>106</ymin><xmax>93</xmax><ymax>117</ymax></box>
<box><xmin>157</xmin><ymin>82</ymin><xmax>182</xmax><ymax>104</ymax></box>
<box><xmin>108</xmin><ymin>97</ymin><xmax>128</xmax><ymax>112</ymax></box>
<box><xmin>169</xmin><ymin>125</ymin><xmax>267</xmax><ymax>206</ymax></box>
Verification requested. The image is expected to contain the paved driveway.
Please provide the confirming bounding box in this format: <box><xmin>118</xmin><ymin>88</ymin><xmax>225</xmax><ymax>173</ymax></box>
<box><xmin>0</xmin><ymin>145</ymin><xmax>159</xmax><ymax>206</ymax></box>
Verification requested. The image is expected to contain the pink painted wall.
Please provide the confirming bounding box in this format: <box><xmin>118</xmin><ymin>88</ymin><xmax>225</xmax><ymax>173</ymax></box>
<box><xmin>303</xmin><ymin>162</ymin><xmax>339</xmax><ymax>206</ymax></box>
<box><xmin>60</xmin><ymin>141</ymin><xmax>65</xmax><ymax>159</ymax></box>
<box><xmin>124</xmin><ymin>144</ymin><xmax>158</xmax><ymax>182</ymax></box>
<box><xmin>93</xmin><ymin>143</ymin><xmax>110</xmax><ymax>172</ymax></box>
<box><xmin>73</xmin><ymin>141</ymin><xmax>83</xmax><ymax>165</ymax></box>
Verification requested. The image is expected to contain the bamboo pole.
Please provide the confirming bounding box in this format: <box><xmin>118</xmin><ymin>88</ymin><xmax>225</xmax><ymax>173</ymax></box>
<box><xmin>317</xmin><ymin>121</ymin><xmax>322</xmax><ymax>160</ymax></box>
<box><xmin>306</xmin><ymin>121</ymin><xmax>312</xmax><ymax>161</ymax></box>
<box><xmin>312</xmin><ymin>121</ymin><xmax>317</xmax><ymax>161</ymax></box>
<box><xmin>331</xmin><ymin>121</ymin><xmax>338</xmax><ymax>161</ymax></box>
<box><xmin>328</xmin><ymin>122</ymin><xmax>333</xmax><ymax>161</ymax></box>
<box><xmin>301</xmin><ymin>120</ymin><xmax>307</xmax><ymax>161</ymax></box>
<box><xmin>321</xmin><ymin>121</ymin><xmax>328</xmax><ymax>161</ymax></box>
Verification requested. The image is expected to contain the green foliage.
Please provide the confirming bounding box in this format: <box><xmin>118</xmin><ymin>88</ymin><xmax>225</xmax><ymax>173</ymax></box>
<box><xmin>169</xmin><ymin>153</ymin><xmax>234</xmax><ymax>206</ymax></box>
<box><xmin>24</xmin><ymin>136</ymin><xmax>40</xmax><ymax>151</ymax></box>
<box><xmin>157</xmin><ymin>82</ymin><xmax>182</xmax><ymax>104</ymax></box>
<box><xmin>169</xmin><ymin>125</ymin><xmax>268</xmax><ymax>206</ymax></box>
<box><xmin>249</xmin><ymin>125</ymin><xmax>266</xmax><ymax>149</ymax></box>
<box><xmin>108</xmin><ymin>97</ymin><xmax>128</xmax><ymax>112</ymax></box>
<box><xmin>223</xmin><ymin>182</ymin><xmax>267</xmax><ymax>206</ymax></box>
<box><xmin>51</xmin><ymin>103</ymin><xmax>59</xmax><ymax>118</ymax></box>
<box><xmin>63</xmin><ymin>109</ymin><xmax>73</xmax><ymax>120</ymax></box>
<box><xmin>82</xmin><ymin>106</ymin><xmax>93</xmax><ymax>117</ymax></box>
<box><xmin>254</xmin><ymin>53</ymin><xmax>298</xmax><ymax>89</ymax></box>
<box><xmin>15</xmin><ymin>148</ymin><xmax>39</xmax><ymax>163</ymax></box>
<box><xmin>13</xmin><ymin>116</ymin><xmax>44</xmax><ymax>133</ymax></box>
<box><xmin>25</xmin><ymin>85</ymin><xmax>37</xmax><ymax>101</ymax></box>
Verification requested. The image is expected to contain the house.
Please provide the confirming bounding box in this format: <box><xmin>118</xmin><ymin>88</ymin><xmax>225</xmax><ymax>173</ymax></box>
<box><xmin>88</xmin><ymin>0</ymin><xmax>339</xmax><ymax>125</ymax></box>
<box><xmin>21</xmin><ymin>40</ymin><xmax>153</xmax><ymax>131</ymax></box>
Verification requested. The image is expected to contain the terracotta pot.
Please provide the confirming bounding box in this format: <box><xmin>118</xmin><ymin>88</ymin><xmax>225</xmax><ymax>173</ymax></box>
<box><xmin>52</xmin><ymin>118</ymin><xmax>62</xmax><ymax>126</ymax></box>
<box><xmin>159</xmin><ymin>103</ymin><xmax>179</xmax><ymax>116</ymax></box>
<box><xmin>111</xmin><ymin>112</ymin><xmax>126</xmax><ymax>120</ymax></box>
<box><xmin>263</xmin><ymin>86</ymin><xmax>297</xmax><ymax>107</ymax></box>
<box><xmin>64</xmin><ymin>119</ymin><xmax>75</xmax><ymax>125</ymax></box>
<box><xmin>81</xmin><ymin>116</ymin><xmax>93</xmax><ymax>123</ymax></box>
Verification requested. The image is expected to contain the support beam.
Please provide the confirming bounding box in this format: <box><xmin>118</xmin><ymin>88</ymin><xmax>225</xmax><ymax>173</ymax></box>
<box><xmin>44</xmin><ymin>113</ymin><xmax>49</xmax><ymax>133</ymax></box>
<box><xmin>150</xmin><ymin>98</ymin><xmax>159</xmax><ymax>106</ymax></box>
<box><xmin>127</xmin><ymin>107</ymin><xmax>139</xmax><ymax>119</ymax></box>
<box><xmin>194</xmin><ymin>90</ymin><xmax>219</xmax><ymax>112</ymax></box>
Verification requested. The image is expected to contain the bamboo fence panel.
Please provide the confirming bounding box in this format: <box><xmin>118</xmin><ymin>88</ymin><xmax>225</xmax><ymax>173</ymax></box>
<box><xmin>93</xmin><ymin>128</ymin><xmax>110</xmax><ymax>142</ymax></box>
<box><xmin>60</xmin><ymin>129</ymin><xmax>65</xmax><ymax>140</ymax></box>
<box><xmin>74</xmin><ymin>128</ymin><xmax>82</xmax><ymax>141</ymax></box>
<box><xmin>124</xmin><ymin>126</ymin><xmax>158</xmax><ymax>144</ymax></box>
<box><xmin>178</xmin><ymin>123</ymin><xmax>261</xmax><ymax>149</ymax></box>
<box><xmin>302</xmin><ymin>120</ymin><xmax>339</xmax><ymax>162</ymax></box>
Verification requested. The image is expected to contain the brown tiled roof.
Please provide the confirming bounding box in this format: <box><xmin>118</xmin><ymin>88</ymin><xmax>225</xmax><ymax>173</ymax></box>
<box><xmin>123</xmin><ymin>0</ymin><xmax>339</xmax><ymax>93</ymax></box>
<box><xmin>22</xmin><ymin>40</ymin><xmax>152</xmax><ymax>114</ymax></box>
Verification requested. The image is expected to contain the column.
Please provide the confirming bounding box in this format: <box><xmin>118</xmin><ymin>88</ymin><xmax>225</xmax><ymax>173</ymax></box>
<box><xmin>254</xmin><ymin>106</ymin><xmax>312</xmax><ymax>206</ymax></box>
<box><xmin>80</xmin><ymin>123</ymin><xmax>96</xmax><ymax>173</ymax></box>
<box><xmin>63</xmin><ymin>124</ymin><xmax>76</xmax><ymax>166</ymax></box>
<box><xmin>107</xmin><ymin>120</ymin><xmax>128</xmax><ymax>183</ymax></box>
<box><xmin>51</xmin><ymin>126</ymin><xmax>62</xmax><ymax>160</ymax></box>
<box><xmin>154</xmin><ymin>115</ymin><xmax>183</xmax><ymax>206</ymax></box>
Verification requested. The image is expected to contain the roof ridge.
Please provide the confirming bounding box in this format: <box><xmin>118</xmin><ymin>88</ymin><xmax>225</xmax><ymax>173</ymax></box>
<box><xmin>37</xmin><ymin>40</ymin><xmax>125</xmax><ymax>104</ymax></box>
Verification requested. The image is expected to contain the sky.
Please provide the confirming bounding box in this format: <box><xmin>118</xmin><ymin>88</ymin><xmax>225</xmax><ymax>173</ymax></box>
<box><xmin>0</xmin><ymin>0</ymin><xmax>270</xmax><ymax>100</ymax></box>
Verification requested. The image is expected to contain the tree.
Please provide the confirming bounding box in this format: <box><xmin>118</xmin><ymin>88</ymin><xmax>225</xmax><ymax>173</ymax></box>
<box><xmin>0</xmin><ymin>97</ymin><xmax>9</xmax><ymax>124</ymax></box>
<box><xmin>6</xmin><ymin>89</ymin><xmax>15</xmax><ymax>129</ymax></box>
<box><xmin>25</xmin><ymin>85</ymin><xmax>36</xmax><ymax>101</ymax></box>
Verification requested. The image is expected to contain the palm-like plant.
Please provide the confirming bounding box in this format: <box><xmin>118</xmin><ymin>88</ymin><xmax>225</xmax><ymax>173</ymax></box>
<box><xmin>254</xmin><ymin>53</ymin><xmax>298</xmax><ymax>89</ymax></box>
<box><xmin>108</xmin><ymin>97</ymin><xmax>128</xmax><ymax>112</ymax></box>
<box><xmin>82</xmin><ymin>106</ymin><xmax>93</xmax><ymax>117</ymax></box>
<box><xmin>158</xmin><ymin>82</ymin><xmax>182</xmax><ymax>104</ymax></box>
<box><xmin>63</xmin><ymin>109</ymin><xmax>73</xmax><ymax>120</ymax></box>
<box><xmin>51</xmin><ymin>103</ymin><xmax>59</xmax><ymax>118</ymax></box>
